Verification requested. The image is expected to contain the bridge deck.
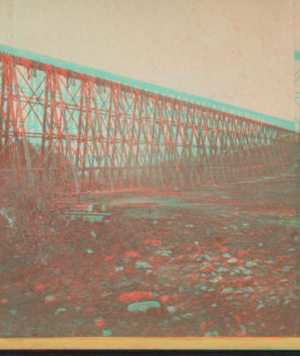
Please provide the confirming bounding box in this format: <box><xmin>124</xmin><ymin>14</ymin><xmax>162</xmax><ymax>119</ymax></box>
<box><xmin>0</xmin><ymin>44</ymin><xmax>295</xmax><ymax>132</ymax></box>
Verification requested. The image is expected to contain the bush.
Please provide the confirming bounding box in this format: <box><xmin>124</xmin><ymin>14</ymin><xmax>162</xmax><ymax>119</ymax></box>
<box><xmin>5</xmin><ymin>191</ymin><xmax>71</xmax><ymax>254</ymax></box>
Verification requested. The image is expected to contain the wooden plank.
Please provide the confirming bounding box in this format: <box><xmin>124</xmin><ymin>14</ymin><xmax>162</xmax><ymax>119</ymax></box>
<box><xmin>111</xmin><ymin>85</ymin><xmax>121</xmax><ymax>187</ymax></box>
<box><xmin>75</xmin><ymin>79</ymin><xmax>83</xmax><ymax>187</ymax></box>
<box><xmin>40</xmin><ymin>74</ymin><xmax>49</xmax><ymax>183</ymax></box>
<box><xmin>118</xmin><ymin>88</ymin><xmax>130</xmax><ymax>185</ymax></box>
<box><xmin>0</xmin><ymin>60</ymin><xmax>6</xmax><ymax>153</ymax></box>
<box><xmin>134</xmin><ymin>93</ymin><xmax>144</xmax><ymax>188</ymax></box>
<box><xmin>141</xmin><ymin>94</ymin><xmax>153</xmax><ymax>185</ymax></box>
<box><xmin>4</xmin><ymin>63</ymin><xmax>11</xmax><ymax>165</ymax></box>
<box><xmin>81</xmin><ymin>77</ymin><xmax>90</xmax><ymax>190</ymax></box>
<box><xmin>104</xmin><ymin>84</ymin><xmax>114</xmax><ymax>190</ymax></box>
<box><xmin>126</xmin><ymin>90</ymin><xmax>138</xmax><ymax>188</ymax></box>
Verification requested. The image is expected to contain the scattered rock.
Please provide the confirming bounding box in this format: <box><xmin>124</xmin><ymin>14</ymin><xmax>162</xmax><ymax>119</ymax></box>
<box><xmin>124</xmin><ymin>251</ymin><xmax>141</xmax><ymax>258</ymax></box>
<box><xmin>228</xmin><ymin>258</ymin><xmax>238</xmax><ymax>263</ymax></box>
<box><xmin>245</xmin><ymin>261</ymin><xmax>257</xmax><ymax>268</ymax></box>
<box><xmin>166</xmin><ymin>306</ymin><xmax>177</xmax><ymax>314</ymax></box>
<box><xmin>212</xmin><ymin>276</ymin><xmax>224</xmax><ymax>284</ymax></box>
<box><xmin>221</xmin><ymin>288</ymin><xmax>233</xmax><ymax>294</ymax></box>
<box><xmin>119</xmin><ymin>291</ymin><xmax>153</xmax><ymax>303</ymax></box>
<box><xmin>135</xmin><ymin>261</ymin><xmax>151</xmax><ymax>269</ymax></box>
<box><xmin>182</xmin><ymin>313</ymin><xmax>193</xmax><ymax>318</ymax></box>
<box><xmin>45</xmin><ymin>295</ymin><xmax>57</xmax><ymax>303</ymax></box>
<box><xmin>103</xmin><ymin>329</ymin><xmax>112</xmax><ymax>336</ymax></box>
<box><xmin>242</xmin><ymin>268</ymin><xmax>252</xmax><ymax>275</ymax></box>
<box><xmin>95</xmin><ymin>317</ymin><xmax>105</xmax><ymax>326</ymax></box>
<box><xmin>90</xmin><ymin>231</ymin><xmax>96</xmax><ymax>238</ymax></box>
<box><xmin>55</xmin><ymin>308</ymin><xmax>66</xmax><ymax>315</ymax></box>
<box><xmin>156</xmin><ymin>250</ymin><xmax>172</xmax><ymax>256</ymax></box>
<box><xmin>160</xmin><ymin>296</ymin><xmax>170</xmax><ymax>304</ymax></box>
<box><xmin>128</xmin><ymin>301</ymin><xmax>161</xmax><ymax>312</ymax></box>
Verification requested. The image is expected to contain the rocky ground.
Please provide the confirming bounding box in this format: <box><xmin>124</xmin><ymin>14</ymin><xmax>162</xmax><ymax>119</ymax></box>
<box><xmin>0</xmin><ymin>172</ymin><xmax>299</xmax><ymax>337</ymax></box>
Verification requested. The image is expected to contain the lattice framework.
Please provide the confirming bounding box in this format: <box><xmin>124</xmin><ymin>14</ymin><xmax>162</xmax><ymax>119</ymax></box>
<box><xmin>0</xmin><ymin>51</ymin><xmax>296</xmax><ymax>192</ymax></box>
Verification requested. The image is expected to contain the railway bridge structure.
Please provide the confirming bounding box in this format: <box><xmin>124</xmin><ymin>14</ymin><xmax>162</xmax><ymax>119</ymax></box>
<box><xmin>0</xmin><ymin>45</ymin><xmax>297</xmax><ymax>193</ymax></box>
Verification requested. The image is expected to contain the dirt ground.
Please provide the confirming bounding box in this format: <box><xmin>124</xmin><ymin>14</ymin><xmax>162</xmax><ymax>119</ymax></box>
<box><xmin>0</xmin><ymin>171</ymin><xmax>299</xmax><ymax>337</ymax></box>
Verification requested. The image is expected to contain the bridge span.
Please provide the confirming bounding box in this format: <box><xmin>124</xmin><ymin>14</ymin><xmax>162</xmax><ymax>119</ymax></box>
<box><xmin>0</xmin><ymin>45</ymin><xmax>297</xmax><ymax>193</ymax></box>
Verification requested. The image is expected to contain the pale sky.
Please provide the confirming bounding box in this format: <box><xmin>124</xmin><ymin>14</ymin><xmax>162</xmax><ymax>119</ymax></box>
<box><xmin>0</xmin><ymin>0</ymin><xmax>295</xmax><ymax>122</ymax></box>
<box><xmin>295</xmin><ymin>0</ymin><xmax>300</xmax><ymax>49</ymax></box>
